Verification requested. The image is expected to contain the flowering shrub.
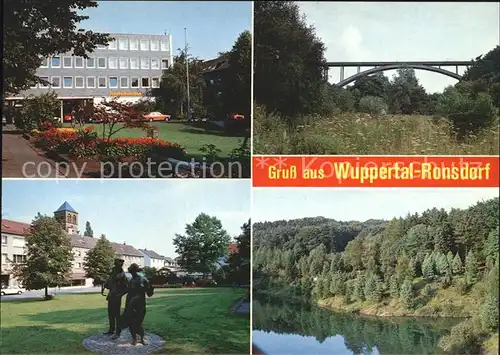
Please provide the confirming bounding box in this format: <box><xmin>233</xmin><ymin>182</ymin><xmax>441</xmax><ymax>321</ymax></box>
<box><xmin>55</xmin><ymin>127</ymin><xmax>77</xmax><ymax>133</ymax></box>
<box><xmin>33</xmin><ymin>126</ymin><xmax>185</xmax><ymax>161</ymax></box>
<box><xmin>31</xmin><ymin>129</ymin><xmax>41</xmax><ymax>135</ymax></box>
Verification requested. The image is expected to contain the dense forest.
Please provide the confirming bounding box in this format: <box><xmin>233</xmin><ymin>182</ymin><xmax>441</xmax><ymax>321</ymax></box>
<box><xmin>253</xmin><ymin>197</ymin><xmax>499</xmax><ymax>354</ymax></box>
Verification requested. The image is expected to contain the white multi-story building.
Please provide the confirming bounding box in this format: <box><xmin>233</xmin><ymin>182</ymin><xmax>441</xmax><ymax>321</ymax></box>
<box><xmin>138</xmin><ymin>248</ymin><xmax>165</xmax><ymax>269</ymax></box>
<box><xmin>1</xmin><ymin>202</ymin><xmax>144</xmax><ymax>287</ymax></box>
<box><xmin>1</xmin><ymin>220</ymin><xmax>29</xmax><ymax>287</ymax></box>
<box><xmin>5</xmin><ymin>32</ymin><xmax>174</xmax><ymax>121</ymax></box>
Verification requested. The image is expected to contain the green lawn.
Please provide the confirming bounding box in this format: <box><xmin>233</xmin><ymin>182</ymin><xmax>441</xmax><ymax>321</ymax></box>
<box><xmin>80</xmin><ymin>122</ymin><xmax>244</xmax><ymax>159</ymax></box>
<box><xmin>1</xmin><ymin>287</ymin><xmax>249</xmax><ymax>354</ymax></box>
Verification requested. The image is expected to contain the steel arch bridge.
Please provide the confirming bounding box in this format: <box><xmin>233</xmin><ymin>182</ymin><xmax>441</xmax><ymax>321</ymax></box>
<box><xmin>325</xmin><ymin>61</ymin><xmax>473</xmax><ymax>87</ymax></box>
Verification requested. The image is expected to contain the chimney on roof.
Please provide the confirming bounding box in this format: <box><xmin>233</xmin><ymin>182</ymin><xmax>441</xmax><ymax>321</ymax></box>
<box><xmin>123</xmin><ymin>242</ymin><xmax>126</xmax><ymax>245</ymax></box>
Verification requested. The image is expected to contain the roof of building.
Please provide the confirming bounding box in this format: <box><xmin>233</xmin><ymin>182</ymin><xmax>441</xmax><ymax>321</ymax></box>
<box><xmin>164</xmin><ymin>257</ymin><xmax>176</xmax><ymax>263</ymax></box>
<box><xmin>54</xmin><ymin>201</ymin><xmax>77</xmax><ymax>214</ymax></box>
<box><xmin>112</xmin><ymin>242</ymin><xmax>143</xmax><ymax>257</ymax></box>
<box><xmin>202</xmin><ymin>53</ymin><xmax>230</xmax><ymax>73</ymax></box>
<box><xmin>138</xmin><ymin>248</ymin><xmax>165</xmax><ymax>260</ymax></box>
<box><xmin>70</xmin><ymin>234</ymin><xmax>143</xmax><ymax>256</ymax></box>
<box><xmin>1</xmin><ymin>219</ymin><xmax>31</xmax><ymax>236</ymax></box>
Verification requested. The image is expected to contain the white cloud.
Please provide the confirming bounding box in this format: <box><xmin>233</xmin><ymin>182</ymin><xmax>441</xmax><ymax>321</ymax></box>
<box><xmin>340</xmin><ymin>25</ymin><xmax>364</xmax><ymax>60</ymax></box>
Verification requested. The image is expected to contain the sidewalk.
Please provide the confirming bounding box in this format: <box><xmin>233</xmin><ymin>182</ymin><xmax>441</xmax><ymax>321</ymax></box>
<box><xmin>2</xmin><ymin>131</ymin><xmax>63</xmax><ymax>178</ymax></box>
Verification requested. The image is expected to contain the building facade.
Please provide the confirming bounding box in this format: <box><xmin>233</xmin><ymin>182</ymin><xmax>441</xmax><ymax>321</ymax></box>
<box><xmin>1</xmin><ymin>220</ymin><xmax>30</xmax><ymax>288</ymax></box>
<box><xmin>5</xmin><ymin>33</ymin><xmax>173</xmax><ymax>120</ymax></box>
<box><xmin>138</xmin><ymin>248</ymin><xmax>165</xmax><ymax>269</ymax></box>
<box><xmin>164</xmin><ymin>257</ymin><xmax>181</xmax><ymax>273</ymax></box>
<box><xmin>1</xmin><ymin>202</ymin><xmax>145</xmax><ymax>288</ymax></box>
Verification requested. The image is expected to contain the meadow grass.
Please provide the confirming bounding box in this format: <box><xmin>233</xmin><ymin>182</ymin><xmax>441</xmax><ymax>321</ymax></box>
<box><xmin>254</xmin><ymin>108</ymin><xmax>499</xmax><ymax>155</ymax></box>
<box><xmin>68</xmin><ymin>122</ymin><xmax>243</xmax><ymax>159</ymax></box>
<box><xmin>1</xmin><ymin>287</ymin><xmax>249</xmax><ymax>354</ymax></box>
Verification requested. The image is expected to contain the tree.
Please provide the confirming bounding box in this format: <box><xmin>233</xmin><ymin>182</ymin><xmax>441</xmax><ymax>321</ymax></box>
<box><xmin>353</xmin><ymin>274</ymin><xmax>366</xmax><ymax>302</ymax></box>
<box><xmin>464</xmin><ymin>251</ymin><xmax>478</xmax><ymax>285</ymax></box>
<box><xmin>364</xmin><ymin>273</ymin><xmax>382</xmax><ymax>302</ymax></box>
<box><xmin>83</xmin><ymin>234</ymin><xmax>115</xmax><ymax>286</ymax></box>
<box><xmin>436</xmin><ymin>86</ymin><xmax>497</xmax><ymax>137</ymax></box>
<box><xmin>142</xmin><ymin>266</ymin><xmax>157</xmax><ymax>282</ymax></box>
<box><xmin>452</xmin><ymin>253</ymin><xmax>463</xmax><ymax>275</ymax></box>
<box><xmin>389</xmin><ymin>275</ymin><xmax>400</xmax><ymax>298</ymax></box>
<box><xmin>483</xmin><ymin>225</ymin><xmax>499</xmax><ymax>266</ymax></box>
<box><xmin>3</xmin><ymin>0</ymin><xmax>110</xmax><ymax>96</ymax></box>
<box><xmin>227</xmin><ymin>219</ymin><xmax>251</xmax><ymax>284</ymax></box>
<box><xmin>92</xmin><ymin>98</ymin><xmax>152</xmax><ymax>140</ymax></box>
<box><xmin>17</xmin><ymin>92</ymin><xmax>61</xmax><ymax>132</ymax></box>
<box><xmin>254</xmin><ymin>1</ymin><xmax>329</xmax><ymax>118</ymax></box>
<box><xmin>84</xmin><ymin>221</ymin><xmax>94</xmax><ymax>237</ymax></box>
<box><xmin>173</xmin><ymin>213</ymin><xmax>231</xmax><ymax>276</ymax></box>
<box><xmin>422</xmin><ymin>253</ymin><xmax>437</xmax><ymax>280</ymax></box>
<box><xmin>153</xmin><ymin>50</ymin><xmax>206</xmax><ymax>118</ymax></box>
<box><xmin>12</xmin><ymin>214</ymin><xmax>73</xmax><ymax>299</ymax></box>
<box><xmin>224</xmin><ymin>30</ymin><xmax>252</xmax><ymax>122</ymax></box>
<box><xmin>388</xmin><ymin>68</ymin><xmax>428</xmax><ymax>114</ymax></box>
<box><xmin>399</xmin><ymin>278</ymin><xmax>415</xmax><ymax>309</ymax></box>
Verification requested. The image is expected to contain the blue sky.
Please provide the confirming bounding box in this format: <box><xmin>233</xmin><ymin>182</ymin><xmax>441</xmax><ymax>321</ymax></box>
<box><xmin>2</xmin><ymin>180</ymin><xmax>251</xmax><ymax>258</ymax></box>
<box><xmin>299</xmin><ymin>2</ymin><xmax>500</xmax><ymax>93</ymax></box>
<box><xmin>79</xmin><ymin>1</ymin><xmax>252</xmax><ymax>59</ymax></box>
<box><xmin>252</xmin><ymin>188</ymin><xmax>499</xmax><ymax>223</ymax></box>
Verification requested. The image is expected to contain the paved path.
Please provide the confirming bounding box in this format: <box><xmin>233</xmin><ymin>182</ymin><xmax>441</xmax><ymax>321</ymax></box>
<box><xmin>2</xmin><ymin>131</ymin><xmax>63</xmax><ymax>178</ymax></box>
<box><xmin>232</xmin><ymin>298</ymin><xmax>250</xmax><ymax>314</ymax></box>
<box><xmin>1</xmin><ymin>286</ymin><xmax>101</xmax><ymax>301</ymax></box>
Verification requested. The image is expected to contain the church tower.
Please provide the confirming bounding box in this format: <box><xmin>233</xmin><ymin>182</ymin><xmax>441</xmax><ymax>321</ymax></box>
<box><xmin>54</xmin><ymin>201</ymin><xmax>79</xmax><ymax>234</ymax></box>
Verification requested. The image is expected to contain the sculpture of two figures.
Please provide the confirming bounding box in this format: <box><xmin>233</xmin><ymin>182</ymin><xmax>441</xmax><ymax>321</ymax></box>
<box><xmin>102</xmin><ymin>259</ymin><xmax>154</xmax><ymax>346</ymax></box>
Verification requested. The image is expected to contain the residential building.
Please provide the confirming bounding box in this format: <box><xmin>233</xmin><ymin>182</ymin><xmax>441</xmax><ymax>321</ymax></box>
<box><xmin>164</xmin><ymin>257</ymin><xmax>181</xmax><ymax>273</ymax></box>
<box><xmin>1</xmin><ymin>220</ymin><xmax>30</xmax><ymax>287</ymax></box>
<box><xmin>5</xmin><ymin>33</ymin><xmax>173</xmax><ymax>121</ymax></box>
<box><xmin>201</xmin><ymin>54</ymin><xmax>230</xmax><ymax>118</ymax></box>
<box><xmin>138</xmin><ymin>248</ymin><xmax>165</xmax><ymax>269</ymax></box>
<box><xmin>1</xmin><ymin>201</ymin><xmax>144</xmax><ymax>287</ymax></box>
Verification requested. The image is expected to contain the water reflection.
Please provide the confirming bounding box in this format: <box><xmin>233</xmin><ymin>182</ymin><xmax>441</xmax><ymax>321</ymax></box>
<box><xmin>252</xmin><ymin>299</ymin><xmax>459</xmax><ymax>355</ymax></box>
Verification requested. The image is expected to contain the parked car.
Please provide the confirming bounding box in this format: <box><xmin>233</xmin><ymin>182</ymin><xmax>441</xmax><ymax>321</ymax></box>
<box><xmin>1</xmin><ymin>286</ymin><xmax>25</xmax><ymax>296</ymax></box>
<box><xmin>144</xmin><ymin>111</ymin><xmax>171</xmax><ymax>122</ymax></box>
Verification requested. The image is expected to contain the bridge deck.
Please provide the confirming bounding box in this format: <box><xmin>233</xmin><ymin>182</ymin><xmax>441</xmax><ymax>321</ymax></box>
<box><xmin>326</xmin><ymin>61</ymin><xmax>472</xmax><ymax>67</ymax></box>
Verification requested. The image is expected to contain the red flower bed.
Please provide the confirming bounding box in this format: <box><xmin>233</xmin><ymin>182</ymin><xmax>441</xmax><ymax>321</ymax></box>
<box><xmin>33</xmin><ymin>127</ymin><xmax>186</xmax><ymax>161</ymax></box>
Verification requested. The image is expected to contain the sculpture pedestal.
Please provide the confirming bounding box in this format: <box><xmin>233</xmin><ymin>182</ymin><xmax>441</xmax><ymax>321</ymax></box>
<box><xmin>82</xmin><ymin>332</ymin><xmax>165</xmax><ymax>354</ymax></box>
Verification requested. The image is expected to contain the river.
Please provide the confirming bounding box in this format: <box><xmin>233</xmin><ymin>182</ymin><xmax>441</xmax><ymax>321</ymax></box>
<box><xmin>252</xmin><ymin>299</ymin><xmax>460</xmax><ymax>354</ymax></box>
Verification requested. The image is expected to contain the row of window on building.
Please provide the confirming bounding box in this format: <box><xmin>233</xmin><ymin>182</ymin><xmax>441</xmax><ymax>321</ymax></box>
<box><xmin>2</xmin><ymin>253</ymin><xmax>27</xmax><ymax>264</ymax></box>
<box><xmin>2</xmin><ymin>235</ymin><xmax>25</xmax><ymax>247</ymax></box>
<box><xmin>99</xmin><ymin>37</ymin><xmax>169</xmax><ymax>52</ymax></box>
<box><xmin>41</xmin><ymin>56</ymin><xmax>170</xmax><ymax>70</ymax></box>
<box><xmin>33</xmin><ymin>76</ymin><xmax>161</xmax><ymax>89</ymax></box>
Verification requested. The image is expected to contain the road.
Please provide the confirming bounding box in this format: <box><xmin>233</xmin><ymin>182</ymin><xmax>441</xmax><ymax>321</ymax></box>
<box><xmin>0</xmin><ymin>286</ymin><xmax>102</xmax><ymax>301</ymax></box>
<box><xmin>2</xmin><ymin>128</ymin><xmax>63</xmax><ymax>178</ymax></box>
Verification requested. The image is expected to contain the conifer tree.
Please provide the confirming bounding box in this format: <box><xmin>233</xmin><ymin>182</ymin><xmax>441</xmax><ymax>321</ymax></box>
<box><xmin>422</xmin><ymin>253</ymin><xmax>435</xmax><ymax>280</ymax></box>
<box><xmin>389</xmin><ymin>275</ymin><xmax>400</xmax><ymax>298</ymax></box>
<box><xmin>364</xmin><ymin>273</ymin><xmax>382</xmax><ymax>302</ymax></box>
<box><xmin>452</xmin><ymin>253</ymin><xmax>463</xmax><ymax>275</ymax></box>
<box><xmin>399</xmin><ymin>278</ymin><xmax>414</xmax><ymax>309</ymax></box>
<box><xmin>464</xmin><ymin>251</ymin><xmax>478</xmax><ymax>285</ymax></box>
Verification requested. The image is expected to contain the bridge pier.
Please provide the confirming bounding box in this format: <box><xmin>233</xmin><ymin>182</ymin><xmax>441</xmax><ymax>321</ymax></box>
<box><xmin>357</xmin><ymin>66</ymin><xmax>360</xmax><ymax>74</ymax></box>
<box><xmin>455</xmin><ymin>66</ymin><xmax>458</xmax><ymax>75</ymax></box>
<box><xmin>340</xmin><ymin>66</ymin><xmax>344</xmax><ymax>81</ymax></box>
